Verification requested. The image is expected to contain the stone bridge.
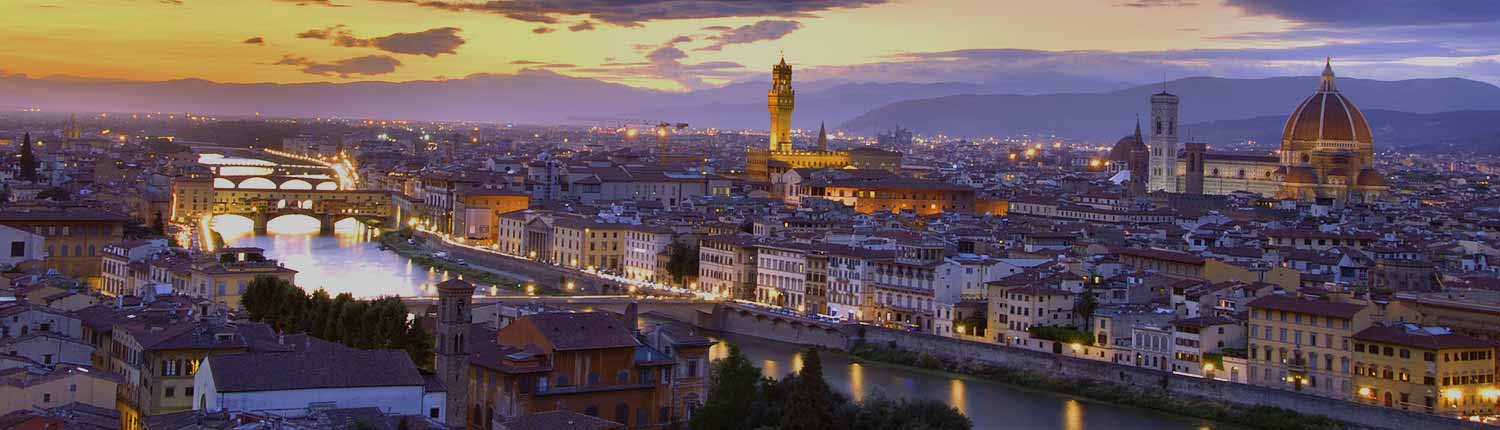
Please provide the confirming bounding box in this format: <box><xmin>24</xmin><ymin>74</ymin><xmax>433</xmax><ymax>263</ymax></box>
<box><xmin>213</xmin><ymin>175</ymin><xmax>342</xmax><ymax>191</ymax></box>
<box><xmin>213</xmin><ymin>188</ymin><xmax>398</xmax><ymax>234</ymax></box>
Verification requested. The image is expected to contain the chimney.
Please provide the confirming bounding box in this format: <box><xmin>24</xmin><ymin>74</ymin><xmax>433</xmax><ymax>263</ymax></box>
<box><xmin>624</xmin><ymin>302</ymin><xmax>639</xmax><ymax>335</ymax></box>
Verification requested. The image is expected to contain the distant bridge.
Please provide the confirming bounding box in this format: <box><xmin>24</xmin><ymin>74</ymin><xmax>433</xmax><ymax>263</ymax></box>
<box><xmin>401</xmin><ymin>295</ymin><xmax>719</xmax><ymax>325</ymax></box>
<box><xmin>213</xmin><ymin>174</ymin><xmax>341</xmax><ymax>191</ymax></box>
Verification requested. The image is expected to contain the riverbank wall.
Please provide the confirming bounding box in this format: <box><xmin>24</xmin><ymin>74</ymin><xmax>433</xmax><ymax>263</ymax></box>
<box><xmin>703</xmin><ymin>303</ymin><xmax>1495</xmax><ymax>430</ymax></box>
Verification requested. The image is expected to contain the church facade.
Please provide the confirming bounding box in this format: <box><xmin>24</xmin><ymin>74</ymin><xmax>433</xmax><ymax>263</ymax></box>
<box><xmin>1141</xmin><ymin>60</ymin><xmax>1387</xmax><ymax>203</ymax></box>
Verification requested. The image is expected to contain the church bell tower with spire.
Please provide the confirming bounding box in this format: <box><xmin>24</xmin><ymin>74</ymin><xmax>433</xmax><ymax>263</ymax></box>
<box><xmin>768</xmin><ymin>56</ymin><xmax>795</xmax><ymax>152</ymax></box>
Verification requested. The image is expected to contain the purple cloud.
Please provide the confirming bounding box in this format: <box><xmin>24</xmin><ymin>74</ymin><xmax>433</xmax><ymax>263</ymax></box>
<box><xmin>698</xmin><ymin>20</ymin><xmax>802</xmax><ymax>51</ymax></box>
<box><xmin>275</xmin><ymin>54</ymin><xmax>402</xmax><ymax>77</ymax></box>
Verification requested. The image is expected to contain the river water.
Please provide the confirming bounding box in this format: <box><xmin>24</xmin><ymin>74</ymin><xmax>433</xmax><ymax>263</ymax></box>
<box><xmin>704</xmin><ymin>329</ymin><xmax>1229</xmax><ymax>430</ymax></box>
<box><xmin>203</xmin><ymin>153</ymin><xmax>1229</xmax><ymax>429</ymax></box>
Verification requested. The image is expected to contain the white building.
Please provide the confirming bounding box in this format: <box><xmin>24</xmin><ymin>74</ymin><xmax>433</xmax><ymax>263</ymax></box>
<box><xmin>624</xmin><ymin>225</ymin><xmax>674</xmax><ymax>283</ymax></box>
<box><xmin>0</xmin><ymin>224</ymin><xmax>45</xmax><ymax>269</ymax></box>
<box><xmin>194</xmin><ymin>348</ymin><xmax>442</xmax><ymax>420</ymax></box>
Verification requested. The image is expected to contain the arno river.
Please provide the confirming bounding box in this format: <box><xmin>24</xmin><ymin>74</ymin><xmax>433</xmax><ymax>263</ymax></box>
<box><xmin>204</xmin><ymin>153</ymin><xmax>1229</xmax><ymax>430</ymax></box>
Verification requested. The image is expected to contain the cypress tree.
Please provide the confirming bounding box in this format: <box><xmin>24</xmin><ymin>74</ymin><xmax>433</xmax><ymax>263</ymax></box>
<box><xmin>18</xmin><ymin>132</ymin><xmax>36</xmax><ymax>182</ymax></box>
<box><xmin>781</xmin><ymin>348</ymin><xmax>833</xmax><ymax>430</ymax></box>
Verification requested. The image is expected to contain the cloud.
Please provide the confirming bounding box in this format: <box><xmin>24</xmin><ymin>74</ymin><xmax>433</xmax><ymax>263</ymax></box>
<box><xmin>274</xmin><ymin>54</ymin><xmax>402</xmax><ymax>77</ymax></box>
<box><xmin>1118</xmin><ymin>0</ymin><xmax>1196</xmax><ymax>7</ymax></box>
<box><xmin>243</xmin><ymin>37</ymin><xmax>265</xmax><ymax>45</ymax></box>
<box><xmin>789</xmin><ymin>41</ymin><xmax>1500</xmax><ymax>89</ymax></box>
<box><xmin>296</xmin><ymin>25</ymin><xmax>367</xmax><ymax>47</ymax></box>
<box><xmin>1225</xmin><ymin>0</ymin><xmax>1500</xmax><ymax>27</ymax></box>
<box><xmin>700</xmin><ymin>25</ymin><xmax>731</xmax><ymax>31</ymax></box>
<box><xmin>506</xmin><ymin>12</ymin><xmax>559</xmax><ymax>24</ymax></box>
<box><xmin>568</xmin><ymin>21</ymin><xmax>596</xmax><ymax>32</ymax></box>
<box><xmin>533</xmin><ymin>27</ymin><xmax>555</xmax><ymax>34</ymax></box>
<box><xmin>368</xmin><ymin>0</ymin><xmax>889</xmax><ymax>26</ymax></box>
<box><xmin>159</xmin><ymin>0</ymin><xmax>182</xmax><ymax>4</ymax></box>
<box><xmin>369</xmin><ymin>27</ymin><xmax>465</xmax><ymax>57</ymax></box>
<box><xmin>511</xmin><ymin>60</ymin><xmax>577</xmax><ymax>69</ymax></box>
<box><xmin>698</xmin><ymin>20</ymin><xmax>802</xmax><ymax>51</ymax></box>
<box><xmin>273</xmin><ymin>0</ymin><xmax>348</xmax><ymax>6</ymax></box>
<box><xmin>298</xmin><ymin>26</ymin><xmax>465</xmax><ymax>56</ymax></box>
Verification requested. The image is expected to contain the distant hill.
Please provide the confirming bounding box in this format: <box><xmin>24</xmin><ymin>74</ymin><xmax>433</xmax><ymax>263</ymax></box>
<box><xmin>0</xmin><ymin>72</ymin><xmax>996</xmax><ymax>129</ymax></box>
<box><xmin>0</xmin><ymin>70</ymin><xmax>673</xmax><ymax>125</ymax></box>
<box><xmin>632</xmin><ymin>81</ymin><xmax>999</xmax><ymax>131</ymax></box>
<box><xmin>840</xmin><ymin>76</ymin><xmax>1500</xmax><ymax>140</ymax></box>
<box><xmin>1184</xmin><ymin>109</ymin><xmax>1500</xmax><ymax>151</ymax></box>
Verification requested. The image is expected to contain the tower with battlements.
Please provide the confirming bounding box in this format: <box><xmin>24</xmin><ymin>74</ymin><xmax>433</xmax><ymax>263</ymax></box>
<box><xmin>768</xmin><ymin>57</ymin><xmax>795</xmax><ymax>152</ymax></box>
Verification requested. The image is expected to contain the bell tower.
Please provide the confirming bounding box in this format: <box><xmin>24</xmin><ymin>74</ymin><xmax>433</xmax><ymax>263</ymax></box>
<box><xmin>435</xmin><ymin>278</ymin><xmax>475</xmax><ymax>428</ymax></box>
<box><xmin>768</xmin><ymin>56</ymin><xmax>795</xmax><ymax>152</ymax></box>
<box><xmin>1148</xmin><ymin>88</ymin><xmax>1180</xmax><ymax>193</ymax></box>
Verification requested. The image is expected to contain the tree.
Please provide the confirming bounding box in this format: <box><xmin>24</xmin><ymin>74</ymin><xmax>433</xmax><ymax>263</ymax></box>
<box><xmin>691</xmin><ymin>344</ymin><xmax>762</xmax><ymax>430</ymax></box>
<box><xmin>18</xmin><ymin>132</ymin><xmax>36</xmax><ymax>182</ymax></box>
<box><xmin>36</xmin><ymin>187</ymin><xmax>70</xmax><ymax>202</ymax></box>
<box><xmin>781</xmin><ymin>348</ymin><xmax>833</xmax><ymax>430</ymax></box>
<box><xmin>665</xmin><ymin>241</ymin><xmax>699</xmax><ymax>286</ymax></box>
<box><xmin>1074</xmin><ymin>289</ymin><xmax>1097</xmax><ymax>323</ymax></box>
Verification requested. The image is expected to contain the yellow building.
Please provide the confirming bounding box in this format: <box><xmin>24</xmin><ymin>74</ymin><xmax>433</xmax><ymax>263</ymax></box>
<box><xmin>0</xmin><ymin>207</ymin><xmax>130</xmax><ymax>288</ymax></box>
<box><xmin>1351</xmin><ymin>324</ymin><xmax>1498</xmax><ymax>417</ymax></box>
<box><xmin>113</xmin><ymin>320</ymin><xmax>284</xmax><ymax>430</ymax></box>
<box><xmin>0</xmin><ymin>364</ymin><xmax>119</xmax><ymax>415</ymax></box>
<box><xmin>170</xmin><ymin>176</ymin><xmax>215</xmax><ymax>223</ymax></box>
<box><xmin>1247</xmin><ymin>295</ymin><xmax>1374</xmax><ymax>400</ymax></box>
<box><xmin>187</xmin><ymin>247</ymin><xmax>297</xmax><ymax>310</ymax></box>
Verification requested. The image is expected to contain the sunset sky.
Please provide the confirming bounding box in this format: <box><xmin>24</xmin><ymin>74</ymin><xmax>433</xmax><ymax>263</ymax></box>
<box><xmin>4</xmin><ymin>0</ymin><xmax>1499</xmax><ymax>91</ymax></box>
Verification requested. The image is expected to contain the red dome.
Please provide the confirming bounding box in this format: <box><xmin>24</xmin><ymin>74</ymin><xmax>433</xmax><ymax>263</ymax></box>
<box><xmin>1282</xmin><ymin>61</ymin><xmax>1373</xmax><ymax>151</ymax></box>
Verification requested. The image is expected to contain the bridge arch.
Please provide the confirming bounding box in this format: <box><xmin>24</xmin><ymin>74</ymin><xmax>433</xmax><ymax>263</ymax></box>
<box><xmin>280</xmin><ymin>179</ymin><xmax>314</xmax><ymax>190</ymax></box>
<box><xmin>238</xmin><ymin>177</ymin><xmax>277</xmax><ymax>190</ymax></box>
<box><xmin>266</xmin><ymin>214</ymin><xmax>322</xmax><ymax>234</ymax></box>
<box><xmin>316</xmin><ymin>181</ymin><xmax>339</xmax><ymax>191</ymax></box>
<box><xmin>214</xmin><ymin>178</ymin><xmax>237</xmax><ymax>189</ymax></box>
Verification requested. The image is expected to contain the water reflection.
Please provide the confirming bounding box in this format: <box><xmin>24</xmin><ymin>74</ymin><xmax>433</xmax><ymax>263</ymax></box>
<box><xmin>210</xmin><ymin>214</ymin><xmax>455</xmax><ymax>298</ymax></box>
<box><xmin>1064</xmin><ymin>399</ymin><xmax>1084</xmax><ymax>430</ymax></box>
<box><xmin>698</xmin><ymin>329</ymin><xmax>1233</xmax><ymax>430</ymax></box>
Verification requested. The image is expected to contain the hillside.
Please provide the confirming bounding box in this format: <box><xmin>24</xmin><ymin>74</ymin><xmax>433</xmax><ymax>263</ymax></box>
<box><xmin>840</xmin><ymin>76</ymin><xmax>1500</xmax><ymax>140</ymax></box>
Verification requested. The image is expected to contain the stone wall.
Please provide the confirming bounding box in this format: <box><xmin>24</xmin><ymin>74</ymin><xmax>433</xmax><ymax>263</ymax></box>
<box><xmin>857</xmin><ymin>326</ymin><xmax>1497</xmax><ymax>430</ymax></box>
<box><xmin>706</xmin><ymin>304</ymin><xmax>849</xmax><ymax>349</ymax></box>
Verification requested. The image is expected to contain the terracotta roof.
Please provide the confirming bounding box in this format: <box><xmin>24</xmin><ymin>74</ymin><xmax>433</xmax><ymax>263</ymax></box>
<box><xmin>207</xmin><ymin>349</ymin><xmax>424</xmax><ymax>393</ymax></box>
<box><xmin>1247</xmin><ymin>295</ymin><xmax>1367</xmax><ymax>320</ymax></box>
<box><xmin>1353</xmin><ymin>324</ymin><xmax>1495</xmax><ymax>351</ymax></box>
<box><xmin>523</xmin><ymin>312</ymin><xmax>638</xmax><ymax>351</ymax></box>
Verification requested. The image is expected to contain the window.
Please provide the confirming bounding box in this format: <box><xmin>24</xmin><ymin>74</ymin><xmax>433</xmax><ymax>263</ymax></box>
<box><xmin>9</xmin><ymin>241</ymin><xmax>23</xmax><ymax>257</ymax></box>
<box><xmin>166</xmin><ymin>387</ymin><xmax>175</xmax><ymax>397</ymax></box>
<box><xmin>430</xmin><ymin>408</ymin><xmax>440</xmax><ymax>419</ymax></box>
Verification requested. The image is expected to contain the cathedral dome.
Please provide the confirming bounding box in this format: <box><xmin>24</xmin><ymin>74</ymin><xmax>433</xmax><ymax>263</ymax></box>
<box><xmin>1356</xmin><ymin>168</ymin><xmax>1387</xmax><ymax>187</ymax></box>
<box><xmin>1109</xmin><ymin>135</ymin><xmax>1145</xmax><ymax>162</ymax></box>
<box><xmin>1282</xmin><ymin>60</ymin><xmax>1372</xmax><ymax>153</ymax></box>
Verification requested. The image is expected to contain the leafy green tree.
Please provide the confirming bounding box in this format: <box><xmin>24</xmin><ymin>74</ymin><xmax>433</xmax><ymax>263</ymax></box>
<box><xmin>782</xmin><ymin>348</ymin><xmax>834</xmax><ymax>430</ymax></box>
<box><xmin>666</xmin><ymin>241</ymin><xmax>699</xmax><ymax>286</ymax></box>
<box><xmin>1074</xmin><ymin>289</ymin><xmax>1097</xmax><ymax>323</ymax></box>
<box><xmin>691</xmin><ymin>344</ymin><xmax>762</xmax><ymax>430</ymax></box>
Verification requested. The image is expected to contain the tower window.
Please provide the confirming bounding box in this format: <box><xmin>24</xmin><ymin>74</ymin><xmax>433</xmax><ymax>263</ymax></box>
<box><xmin>1155</xmin><ymin>120</ymin><xmax>1162</xmax><ymax>135</ymax></box>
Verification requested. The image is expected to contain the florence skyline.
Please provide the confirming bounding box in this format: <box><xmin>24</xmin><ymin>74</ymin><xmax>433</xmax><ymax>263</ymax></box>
<box><xmin>4</xmin><ymin>0</ymin><xmax>1500</xmax><ymax>91</ymax></box>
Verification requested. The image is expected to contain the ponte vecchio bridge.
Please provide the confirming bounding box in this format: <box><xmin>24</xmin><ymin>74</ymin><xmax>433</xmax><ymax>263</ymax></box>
<box><xmin>212</xmin><ymin>188</ymin><xmax>397</xmax><ymax>234</ymax></box>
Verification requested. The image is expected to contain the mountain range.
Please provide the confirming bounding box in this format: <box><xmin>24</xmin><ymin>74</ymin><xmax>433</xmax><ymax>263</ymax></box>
<box><xmin>840</xmin><ymin>76</ymin><xmax>1500</xmax><ymax>140</ymax></box>
<box><xmin>1183</xmin><ymin>110</ymin><xmax>1500</xmax><ymax>152</ymax></box>
<box><xmin>6</xmin><ymin>71</ymin><xmax>1500</xmax><ymax>147</ymax></box>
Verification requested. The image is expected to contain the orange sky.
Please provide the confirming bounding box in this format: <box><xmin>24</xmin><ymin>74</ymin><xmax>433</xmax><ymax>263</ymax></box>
<box><xmin>4</xmin><ymin>0</ymin><xmax>1492</xmax><ymax>90</ymax></box>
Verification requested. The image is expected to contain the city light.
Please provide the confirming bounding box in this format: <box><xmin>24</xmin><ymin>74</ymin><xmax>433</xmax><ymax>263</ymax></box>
<box><xmin>1358</xmin><ymin>387</ymin><xmax>1373</xmax><ymax>398</ymax></box>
